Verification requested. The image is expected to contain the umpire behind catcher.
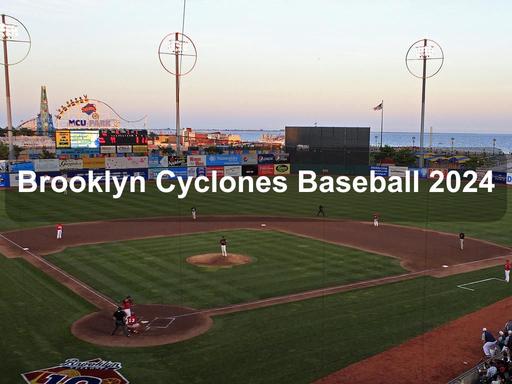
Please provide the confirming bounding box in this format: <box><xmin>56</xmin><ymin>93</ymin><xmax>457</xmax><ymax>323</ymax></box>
<box><xmin>112</xmin><ymin>306</ymin><xmax>130</xmax><ymax>337</ymax></box>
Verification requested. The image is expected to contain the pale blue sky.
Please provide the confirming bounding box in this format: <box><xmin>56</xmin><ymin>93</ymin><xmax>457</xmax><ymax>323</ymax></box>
<box><xmin>1</xmin><ymin>0</ymin><xmax>511</xmax><ymax>132</ymax></box>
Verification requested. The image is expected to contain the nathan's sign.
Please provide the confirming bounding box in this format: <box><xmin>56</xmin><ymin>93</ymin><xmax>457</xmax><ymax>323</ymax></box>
<box><xmin>21</xmin><ymin>358</ymin><xmax>129</xmax><ymax>384</ymax></box>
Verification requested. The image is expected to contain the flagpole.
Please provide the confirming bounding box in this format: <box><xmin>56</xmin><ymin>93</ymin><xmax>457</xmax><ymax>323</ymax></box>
<box><xmin>380</xmin><ymin>100</ymin><xmax>383</xmax><ymax>149</ymax></box>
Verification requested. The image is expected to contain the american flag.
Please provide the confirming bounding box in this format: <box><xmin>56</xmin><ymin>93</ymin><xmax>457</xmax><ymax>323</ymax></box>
<box><xmin>373</xmin><ymin>102</ymin><xmax>383</xmax><ymax>111</ymax></box>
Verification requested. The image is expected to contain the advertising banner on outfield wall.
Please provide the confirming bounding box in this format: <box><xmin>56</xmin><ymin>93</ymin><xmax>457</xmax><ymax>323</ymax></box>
<box><xmin>407</xmin><ymin>167</ymin><xmax>428</xmax><ymax>178</ymax></box>
<box><xmin>241</xmin><ymin>153</ymin><xmax>258</xmax><ymax>165</ymax></box>
<box><xmin>10</xmin><ymin>161</ymin><xmax>34</xmax><ymax>172</ymax></box>
<box><xmin>148</xmin><ymin>168</ymin><xmax>167</xmax><ymax>180</ymax></box>
<box><xmin>274</xmin><ymin>164</ymin><xmax>290</xmax><ymax>175</ymax></box>
<box><xmin>206</xmin><ymin>166</ymin><xmax>224</xmax><ymax>178</ymax></box>
<box><xmin>224</xmin><ymin>165</ymin><xmax>242</xmax><ymax>177</ymax></box>
<box><xmin>67</xmin><ymin>168</ymin><xmax>148</xmax><ymax>180</ymax></box>
<box><xmin>82</xmin><ymin>157</ymin><xmax>105</xmax><ymax>169</ymax></box>
<box><xmin>492</xmin><ymin>171</ymin><xmax>507</xmax><ymax>184</ymax></box>
<box><xmin>187</xmin><ymin>155</ymin><xmax>206</xmax><ymax>167</ymax></box>
<box><xmin>125</xmin><ymin>156</ymin><xmax>148</xmax><ymax>169</ymax></box>
<box><xmin>0</xmin><ymin>173</ymin><xmax>9</xmax><ymax>187</ymax></box>
<box><xmin>257</xmin><ymin>154</ymin><xmax>275</xmax><ymax>164</ymax></box>
<box><xmin>169</xmin><ymin>155</ymin><xmax>186</xmax><ymax>166</ymax></box>
<box><xmin>370</xmin><ymin>166</ymin><xmax>389</xmax><ymax>177</ymax></box>
<box><xmin>274</xmin><ymin>153</ymin><xmax>290</xmax><ymax>164</ymax></box>
<box><xmin>9</xmin><ymin>173</ymin><xmax>20</xmax><ymax>187</ymax></box>
<box><xmin>507</xmin><ymin>173</ymin><xmax>512</xmax><ymax>185</ymax></box>
<box><xmin>33</xmin><ymin>159</ymin><xmax>60</xmax><ymax>172</ymax></box>
<box><xmin>105</xmin><ymin>157</ymin><xmax>128</xmax><ymax>169</ymax></box>
<box><xmin>206</xmin><ymin>154</ymin><xmax>241</xmax><ymax>166</ymax></box>
<box><xmin>59</xmin><ymin>159</ymin><xmax>83</xmax><ymax>170</ymax></box>
<box><xmin>258</xmin><ymin>164</ymin><xmax>274</xmax><ymax>176</ymax></box>
<box><xmin>168</xmin><ymin>167</ymin><xmax>188</xmax><ymax>179</ymax></box>
<box><xmin>388</xmin><ymin>166</ymin><xmax>408</xmax><ymax>177</ymax></box>
<box><xmin>117</xmin><ymin>145</ymin><xmax>132</xmax><ymax>153</ymax></box>
<box><xmin>100</xmin><ymin>146</ymin><xmax>116</xmax><ymax>154</ymax></box>
<box><xmin>242</xmin><ymin>165</ymin><xmax>258</xmax><ymax>176</ymax></box>
<box><xmin>149</xmin><ymin>155</ymin><xmax>169</xmax><ymax>168</ymax></box>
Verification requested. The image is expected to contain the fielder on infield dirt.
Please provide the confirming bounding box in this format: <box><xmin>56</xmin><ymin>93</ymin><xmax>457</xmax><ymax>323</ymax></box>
<box><xmin>191</xmin><ymin>207</ymin><xmax>197</xmax><ymax>220</ymax></box>
<box><xmin>220</xmin><ymin>236</ymin><xmax>228</xmax><ymax>257</ymax></box>
<box><xmin>373</xmin><ymin>213</ymin><xmax>380</xmax><ymax>227</ymax></box>
<box><xmin>505</xmin><ymin>259</ymin><xmax>511</xmax><ymax>283</ymax></box>
<box><xmin>459</xmin><ymin>232</ymin><xmax>465</xmax><ymax>250</ymax></box>
<box><xmin>56</xmin><ymin>223</ymin><xmax>63</xmax><ymax>239</ymax></box>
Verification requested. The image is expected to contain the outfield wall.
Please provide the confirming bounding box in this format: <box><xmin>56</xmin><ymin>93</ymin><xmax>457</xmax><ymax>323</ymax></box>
<box><xmin>0</xmin><ymin>159</ymin><xmax>508</xmax><ymax>188</ymax></box>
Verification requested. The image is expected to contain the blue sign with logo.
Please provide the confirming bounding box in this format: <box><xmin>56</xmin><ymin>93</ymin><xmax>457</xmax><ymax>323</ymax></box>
<box><xmin>257</xmin><ymin>154</ymin><xmax>275</xmax><ymax>164</ymax></box>
<box><xmin>168</xmin><ymin>167</ymin><xmax>188</xmax><ymax>179</ymax></box>
<box><xmin>196</xmin><ymin>167</ymin><xmax>206</xmax><ymax>176</ymax></box>
<box><xmin>205</xmin><ymin>154</ymin><xmax>241</xmax><ymax>166</ymax></box>
<box><xmin>492</xmin><ymin>171</ymin><xmax>507</xmax><ymax>184</ymax></box>
<box><xmin>370</xmin><ymin>166</ymin><xmax>388</xmax><ymax>177</ymax></box>
<box><xmin>11</xmin><ymin>162</ymin><xmax>34</xmax><ymax>172</ymax></box>
<box><xmin>0</xmin><ymin>173</ymin><xmax>9</xmax><ymax>187</ymax></box>
<box><xmin>149</xmin><ymin>156</ymin><xmax>168</xmax><ymax>167</ymax></box>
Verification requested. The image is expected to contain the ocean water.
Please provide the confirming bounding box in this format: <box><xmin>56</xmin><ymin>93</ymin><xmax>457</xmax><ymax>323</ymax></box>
<box><xmin>204</xmin><ymin>129</ymin><xmax>512</xmax><ymax>154</ymax></box>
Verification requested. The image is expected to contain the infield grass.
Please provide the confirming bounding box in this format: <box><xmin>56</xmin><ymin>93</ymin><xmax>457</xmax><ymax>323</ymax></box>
<box><xmin>46</xmin><ymin>230</ymin><xmax>405</xmax><ymax>308</ymax></box>
<box><xmin>2</xmin><ymin>254</ymin><xmax>511</xmax><ymax>384</ymax></box>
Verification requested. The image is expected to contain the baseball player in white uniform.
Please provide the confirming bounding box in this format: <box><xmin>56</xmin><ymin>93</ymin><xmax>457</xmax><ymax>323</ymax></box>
<box><xmin>191</xmin><ymin>207</ymin><xmax>197</xmax><ymax>220</ymax></box>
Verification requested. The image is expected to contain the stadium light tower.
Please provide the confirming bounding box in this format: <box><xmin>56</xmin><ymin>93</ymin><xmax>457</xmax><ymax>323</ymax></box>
<box><xmin>1</xmin><ymin>14</ymin><xmax>31</xmax><ymax>160</ymax></box>
<box><xmin>406</xmin><ymin>39</ymin><xmax>444</xmax><ymax>168</ymax></box>
<box><xmin>158</xmin><ymin>32</ymin><xmax>197</xmax><ymax>154</ymax></box>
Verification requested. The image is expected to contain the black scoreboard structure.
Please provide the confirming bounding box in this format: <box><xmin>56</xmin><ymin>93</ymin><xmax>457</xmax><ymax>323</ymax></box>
<box><xmin>98</xmin><ymin>129</ymin><xmax>148</xmax><ymax>154</ymax></box>
<box><xmin>285</xmin><ymin>126</ymin><xmax>370</xmax><ymax>175</ymax></box>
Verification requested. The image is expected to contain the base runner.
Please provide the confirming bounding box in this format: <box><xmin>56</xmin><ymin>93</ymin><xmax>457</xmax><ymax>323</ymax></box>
<box><xmin>505</xmin><ymin>260</ymin><xmax>511</xmax><ymax>283</ymax></box>
<box><xmin>56</xmin><ymin>224</ymin><xmax>63</xmax><ymax>239</ymax></box>
<box><xmin>220</xmin><ymin>236</ymin><xmax>228</xmax><ymax>257</ymax></box>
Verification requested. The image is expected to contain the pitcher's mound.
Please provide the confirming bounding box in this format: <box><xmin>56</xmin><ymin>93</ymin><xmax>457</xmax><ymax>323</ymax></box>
<box><xmin>71</xmin><ymin>304</ymin><xmax>212</xmax><ymax>347</ymax></box>
<box><xmin>187</xmin><ymin>253</ymin><xmax>252</xmax><ymax>268</ymax></box>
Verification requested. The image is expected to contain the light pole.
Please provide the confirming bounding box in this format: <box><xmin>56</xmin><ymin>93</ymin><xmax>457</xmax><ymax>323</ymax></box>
<box><xmin>374</xmin><ymin>135</ymin><xmax>378</xmax><ymax>147</ymax></box>
<box><xmin>493</xmin><ymin>138</ymin><xmax>496</xmax><ymax>155</ymax></box>
<box><xmin>1</xmin><ymin>14</ymin><xmax>31</xmax><ymax>160</ymax></box>
<box><xmin>412</xmin><ymin>136</ymin><xmax>415</xmax><ymax>149</ymax></box>
<box><xmin>451</xmin><ymin>137</ymin><xmax>454</xmax><ymax>155</ymax></box>
<box><xmin>406</xmin><ymin>39</ymin><xmax>444</xmax><ymax>168</ymax></box>
<box><xmin>158</xmin><ymin>32</ymin><xmax>197</xmax><ymax>155</ymax></box>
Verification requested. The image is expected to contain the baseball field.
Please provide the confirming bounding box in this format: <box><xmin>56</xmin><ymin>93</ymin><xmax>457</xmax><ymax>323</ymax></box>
<box><xmin>2</xmin><ymin>178</ymin><xmax>512</xmax><ymax>383</ymax></box>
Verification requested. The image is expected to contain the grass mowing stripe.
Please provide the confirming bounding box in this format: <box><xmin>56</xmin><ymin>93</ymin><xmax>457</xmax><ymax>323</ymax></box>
<box><xmin>47</xmin><ymin>230</ymin><xmax>405</xmax><ymax>309</ymax></box>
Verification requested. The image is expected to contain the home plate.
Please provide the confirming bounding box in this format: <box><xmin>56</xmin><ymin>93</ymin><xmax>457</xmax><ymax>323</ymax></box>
<box><xmin>261</xmin><ymin>224</ymin><xmax>266</xmax><ymax>227</ymax></box>
<box><xmin>442</xmin><ymin>265</ymin><xmax>449</xmax><ymax>268</ymax></box>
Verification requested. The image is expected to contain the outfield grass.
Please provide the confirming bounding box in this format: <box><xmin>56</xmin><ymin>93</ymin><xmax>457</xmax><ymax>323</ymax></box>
<box><xmin>46</xmin><ymin>230</ymin><xmax>405</xmax><ymax>308</ymax></box>
<box><xmin>2</xmin><ymin>254</ymin><xmax>511</xmax><ymax>384</ymax></box>
<box><xmin>1</xmin><ymin>177</ymin><xmax>509</xmax><ymax>245</ymax></box>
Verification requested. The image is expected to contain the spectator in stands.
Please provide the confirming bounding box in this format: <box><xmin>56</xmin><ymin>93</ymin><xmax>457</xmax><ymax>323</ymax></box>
<box><xmin>498</xmin><ymin>331</ymin><xmax>511</xmax><ymax>363</ymax></box>
<box><xmin>486</xmin><ymin>361</ymin><xmax>498</xmax><ymax>381</ymax></box>
<box><xmin>482</xmin><ymin>328</ymin><xmax>498</xmax><ymax>357</ymax></box>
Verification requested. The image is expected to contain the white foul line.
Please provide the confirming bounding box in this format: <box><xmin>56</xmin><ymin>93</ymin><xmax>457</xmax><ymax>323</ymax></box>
<box><xmin>0</xmin><ymin>233</ymin><xmax>117</xmax><ymax>308</ymax></box>
<box><xmin>457</xmin><ymin>277</ymin><xmax>505</xmax><ymax>291</ymax></box>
